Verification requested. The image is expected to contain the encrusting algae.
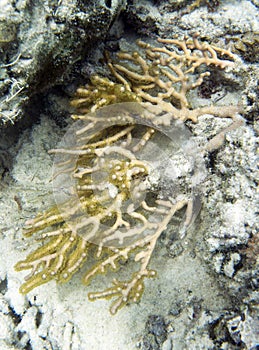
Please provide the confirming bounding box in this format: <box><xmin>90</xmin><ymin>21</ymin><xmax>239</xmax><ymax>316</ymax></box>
<box><xmin>15</xmin><ymin>35</ymin><xmax>244</xmax><ymax>314</ymax></box>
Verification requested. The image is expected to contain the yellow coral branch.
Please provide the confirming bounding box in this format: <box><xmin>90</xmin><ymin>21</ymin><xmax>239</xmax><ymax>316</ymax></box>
<box><xmin>15</xmin><ymin>34</ymin><xmax>243</xmax><ymax>315</ymax></box>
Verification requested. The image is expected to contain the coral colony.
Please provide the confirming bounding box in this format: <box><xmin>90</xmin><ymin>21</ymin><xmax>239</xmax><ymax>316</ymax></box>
<box><xmin>15</xmin><ymin>35</ymin><xmax>243</xmax><ymax>314</ymax></box>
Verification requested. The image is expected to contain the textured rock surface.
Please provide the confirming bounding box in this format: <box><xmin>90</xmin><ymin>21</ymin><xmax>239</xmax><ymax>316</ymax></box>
<box><xmin>0</xmin><ymin>0</ymin><xmax>125</xmax><ymax>126</ymax></box>
<box><xmin>0</xmin><ymin>0</ymin><xmax>258</xmax><ymax>349</ymax></box>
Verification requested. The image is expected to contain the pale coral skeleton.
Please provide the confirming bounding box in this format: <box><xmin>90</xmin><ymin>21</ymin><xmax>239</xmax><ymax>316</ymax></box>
<box><xmin>15</xmin><ymin>35</ymin><xmax>244</xmax><ymax>314</ymax></box>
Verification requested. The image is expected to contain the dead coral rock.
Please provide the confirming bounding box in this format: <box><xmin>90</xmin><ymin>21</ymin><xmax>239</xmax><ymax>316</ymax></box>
<box><xmin>0</xmin><ymin>0</ymin><xmax>125</xmax><ymax>127</ymax></box>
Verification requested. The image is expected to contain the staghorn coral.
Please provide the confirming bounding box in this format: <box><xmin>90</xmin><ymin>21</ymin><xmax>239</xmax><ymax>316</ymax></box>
<box><xmin>15</xmin><ymin>36</ymin><xmax>243</xmax><ymax>314</ymax></box>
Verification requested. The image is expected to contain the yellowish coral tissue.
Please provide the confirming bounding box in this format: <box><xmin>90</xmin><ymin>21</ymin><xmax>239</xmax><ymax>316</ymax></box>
<box><xmin>15</xmin><ymin>36</ymin><xmax>243</xmax><ymax>314</ymax></box>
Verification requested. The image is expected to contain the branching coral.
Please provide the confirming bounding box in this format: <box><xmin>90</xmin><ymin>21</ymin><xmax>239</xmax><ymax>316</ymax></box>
<box><xmin>15</xmin><ymin>35</ymin><xmax>243</xmax><ymax>314</ymax></box>
<box><xmin>72</xmin><ymin>35</ymin><xmax>241</xmax><ymax>124</ymax></box>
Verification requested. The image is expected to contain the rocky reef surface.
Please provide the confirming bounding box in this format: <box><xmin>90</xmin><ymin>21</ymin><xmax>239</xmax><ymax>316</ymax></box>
<box><xmin>0</xmin><ymin>1</ymin><xmax>258</xmax><ymax>349</ymax></box>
